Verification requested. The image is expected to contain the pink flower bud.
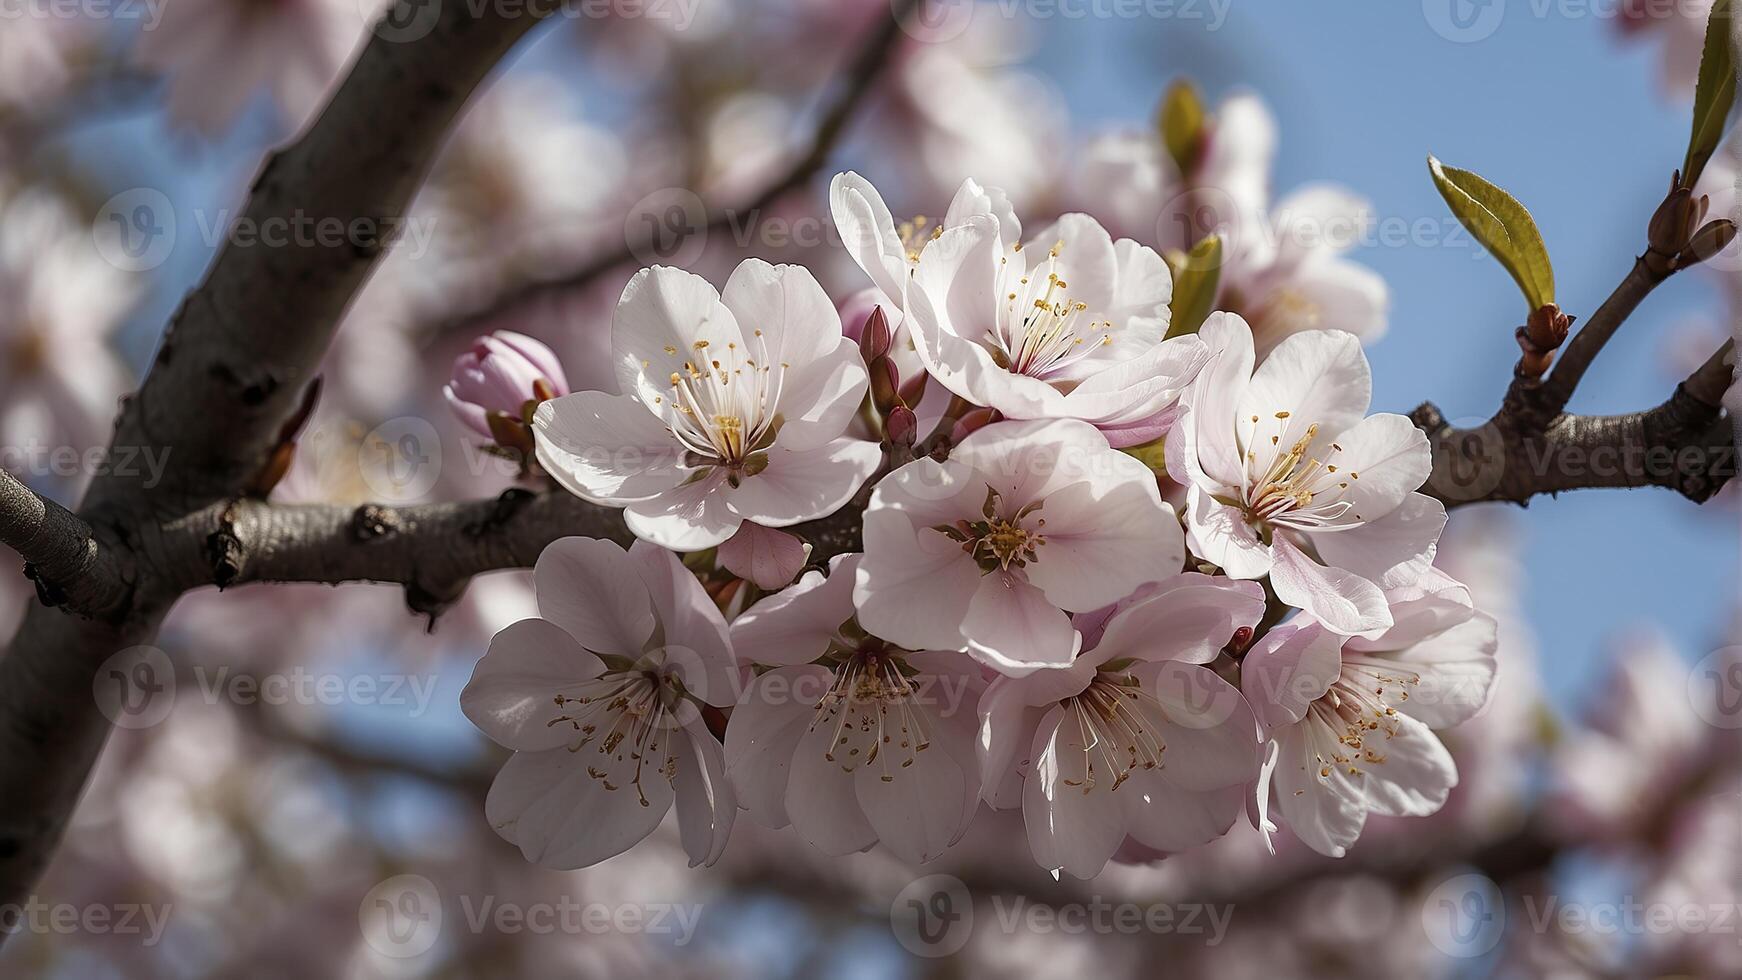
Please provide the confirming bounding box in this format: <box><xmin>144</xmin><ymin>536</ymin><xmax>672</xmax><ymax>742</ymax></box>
<box><xmin>885</xmin><ymin>405</ymin><xmax>918</xmax><ymax>448</ymax></box>
<box><xmin>443</xmin><ymin>331</ymin><xmax>570</xmax><ymax>440</ymax></box>
<box><xmin>858</xmin><ymin>305</ymin><xmax>893</xmax><ymax>363</ymax></box>
<box><xmin>837</xmin><ymin>287</ymin><xmax>894</xmax><ymax>345</ymax></box>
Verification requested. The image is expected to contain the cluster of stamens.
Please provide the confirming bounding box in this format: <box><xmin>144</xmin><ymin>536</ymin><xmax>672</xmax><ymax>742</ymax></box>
<box><xmin>1241</xmin><ymin>415</ymin><xmax>1362</xmax><ymax>528</ymax></box>
<box><xmin>547</xmin><ymin>669</ymin><xmax>681</xmax><ymax>808</ymax></box>
<box><xmin>1059</xmin><ymin>673</ymin><xmax>1171</xmax><ymax>795</ymax></box>
<box><xmin>649</xmin><ymin>332</ymin><xmax>789</xmax><ymax>483</ymax></box>
<box><xmin>1302</xmin><ymin>664</ymin><xmax>1423</xmax><ymax>784</ymax></box>
<box><xmin>898</xmin><ymin>214</ymin><xmax>943</xmax><ymax>264</ymax></box>
<box><xmin>932</xmin><ymin>486</ymin><xmax>1047</xmax><ymax>572</ymax></box>
<box><xmin>810</xmin><ymin>646</ymin><xmax>933</xmax><ymax>782</ymax></box>
<box><xmin>987</xmin><ymin>240</ymin><xmax>1117</xmax><ymax>380</ymax></box>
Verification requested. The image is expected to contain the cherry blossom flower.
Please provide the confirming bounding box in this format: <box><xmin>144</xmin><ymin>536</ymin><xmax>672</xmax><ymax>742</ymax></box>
<box><xmin>444</xmin><ymin>330</ymin><xmax>570</xmax><ymax>447</ymax></box>
<box><xmin>725</xmin><ymin>555</ymin><xmax>984</xmax><ymax>864</ymax></box>
<box><xmin>132</xmin><ymin>0</ymin><xmax>385</xmax><ymax>133</ymax></box>
<box><xmin>533</xmin><ymin>259</ymin><xmax>879</xmax><ymax>550</ymax></box>
<box><xmin>1243</xmin><ymin>568</ymin><xmax>1497</xmax><ymax>857</ymax></box>
<box><xmin>1167</xmin><ymin>312</ymin><xmax>1444</xmax><ymax>636</ymax></box>
<box><xmin>855</xmin><ymin>418</ymin><xmax>1185</xmax><ymax>674</ymax></box>
<box><xmin>461</xmin><ymin>537</ymin><xmax>739</xmax><ymax>869</ymax></box>
<box><xmin>833</xmin><ymin>172</ymin><xmax>1209</xmax><ymax>446</ymax></box>
<box><xmin>977</xmin><ymin>573</ymin><xmax>1267</xmax><ymax>878</ymax></box>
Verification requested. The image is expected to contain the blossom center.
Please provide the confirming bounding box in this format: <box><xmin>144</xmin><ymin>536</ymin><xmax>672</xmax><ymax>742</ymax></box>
<box><xmin>1305</xmin><ymin>664</ymin><xmax>1424</xmax><ymax>781</ymax></box>
<box><xmin>1240</xmin><ymin>416</ymin><xmax>1360</xmax><ymax>529</ymax></box>
<box><xmin>656</xmin><ymin>332</ymin><xmax>788</xmax><ymax>480</ymax></box>
<box><xmin>932</xmin><ymin>486</ymin><xmax>1046</xmax><ymax>572</ymax></box>
<box><xmin>810</xmin><ymin>649</ymin><xmax>933</xmax><ymax>781</ymax></box>
<box><xmin>547</xmin><ymin>669</ymin><xmax>682</xmax><ymax>807</ymax></box>
<box><xmin>1061</xmin><ymin>674</ymin><xmax>1170</xmax><ymax>794</ymax></box>
<box><xmin>987</xmin><ymin>241</ymin><xmax>1116</xmax><ymax>380</ymax></box>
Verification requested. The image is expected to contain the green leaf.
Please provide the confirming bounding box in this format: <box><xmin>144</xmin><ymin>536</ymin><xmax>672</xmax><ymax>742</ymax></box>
<box><xmin>1427</xmin><ymin>155</ymin><xmax>1556</xmax><ymax>311</ymax></box>
<box><xmin>1682</xmin><ymin>0</ymin><xmax>1735</xmax><ymax>189</ymax></box>
<box><xmin>1121</xmin><ymin>435</ymin><xmax>1167</xmax><ymax>473</ymax></box>
<box><xmin>1165</xmin><ymin>233</ymin><xmax>1222</xmax><ymax>339</ymax></box>
<box><xmin>1159</xmin><ymin>79</ymin><xmax>1207</xmax><ymax>177</ymax></box>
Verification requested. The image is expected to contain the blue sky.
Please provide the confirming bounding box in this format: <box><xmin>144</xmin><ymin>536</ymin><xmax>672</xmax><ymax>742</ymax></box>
<box><xmin>1028</xmin><ymin>0</ymin><xmax>1739</xmax><ymax>708</ymax></box>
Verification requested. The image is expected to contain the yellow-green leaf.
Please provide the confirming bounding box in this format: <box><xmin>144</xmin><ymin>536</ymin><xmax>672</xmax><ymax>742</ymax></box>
<box><xmin>1165</xmin><ymin>233</ymin><xmax>1222</xmax><ymax>339</ymax></box>
<box><xmin>1122</xmin><ymin>435</ymin><xmax>1167</xmax><ymax>473</ymax></box>
<box><xmin>1159</xmin><ymin>79</ymin><xmax>1207</xmax><ymax>177</ymax></box>
<box><xmin>1682</xmin><ymin>0</ymin><xmax>1735</xmax><ymax>189</ymax></box>
<box><xmin>1427</xmin><ymin>155</ymin><xmax>1555</xmax><ymax>311</ymax></box>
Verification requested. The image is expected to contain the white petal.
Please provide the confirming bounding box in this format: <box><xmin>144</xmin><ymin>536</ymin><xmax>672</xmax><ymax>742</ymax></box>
<box><xmin>533</xmin><ymin>391</ymin><xmax>685</xmax><ymax>504</ymax></box>
<box><xmin>1271</xmin><ymin>717</ymin><xmax>1367</xmax><ymax>858</ymax></box>
<box><xmin>977</xmin><ymin>678</ymin><xmax>1046</xmax><ymax>810</ymax></box>
<box><xmin>1238</xmin><ymin>329</ymin><xmax>1371</xmax><ymax>481</ymax></box>
<box><xmin>730</xmin><ymin>557</ymin><xmax>856</xmax><ymax>666</ymax></box>
<box><xmin>1024</xmin><ymin>705</ymin><xmax>1127</xmax><ymax>879</ymax></box>
<box><xmin>963</xmin><ymin>572</ymin><xmax>1082</xmax><ymax>674</ymax></box>
<box><xmin>1270</xmin><ymin>534</ymin><xmax>1391</xmax><ymax>636</ymax></box>
<box><xmin>1129</xmin><ymin>660</ymin><xmax>1261</xmax><ymax>792</ymax></box>
<box><xmin>727</xmin><ymin>439</ymin><xmax>881</xmax><ymax>528</ymax></box>
<box><xmin>1091</xmin><ymin>573</ymin><xmax>1267</xmax><ymax>665</ymax></box>
<box><xmin>462</xmin><ymin>618</ymin><xmax>605</xmax><ymax>751</ymax></box>
<box><xmin>1176</xmin><ymin>311</ymin><xmax>1255</xmax><ymax>490</ymax></box>
<box><xmin>533</xmin><ymin>537</ymin><xmax>656</xmax><ymax>658</ymax></box>
<box><xmin>1311</xmin><ymin>493</ymin><xmax>1447</xmax><ymax>591</ymax></box>
<box><xmin>944</xmin><ymin>176</ymin><xmax>1021</xmax><ymax>243</ymax></box>
<box><xmin>1351</xmin><ymin>614</ymin><xmax>1498</xmax><ymax>729</ymax></box>
<box><xmin>719</xmin><ymin>258</ymin><xmax>841</xmax><ymax>375</ymax></box>
<box><xmin>1121</xmin><ymin>781</ymin><xmax>1245</xmax><ymax>855</ymax></box>
<box><xmin>725</xmin><ymin>665</ymin><xmax>829</xmax><ymax>829</ymax></box>
<box><xmin>785</xmin><ymin>704</ymin><xmax>879</xmax><ymax>855</ymax></box>
<box><xmin>1311</xmin><ymin>413</ymin><xmax>1432</xmax><ymax>524</ymax></box>
<box><xmin>484</xmin><ymin>745</ymin><xmax>672</xmax><ymax>869</ymax></box>
<box><xmin>1022</xmin><ymin>479</ymin><xmax>1183</xmax><ymax>612</ymax></box>
<box><xmin>674</xmin><ymin>719</ymin><xmax>737</xmax><ymax>866</ymax></box>
<box><xmin>627</xmin><ymin>541</ymin><xmax>739</xmax><ymax>707</ymax></box>
<box><xmin>1183</xmin><ymin>484</ymin><xmax>1274</xmax><ymax>580</ymax></box>
<box><xmin>854</xmin><ymin>717</ymin><xmax>972</xmax><ymax>864</ymax></box>
<box><xmin>1239</xmin><ymin>621</ymin><xmax>1345</xmax><ymax>732</ymax></box>
<box><xmin>830</xmin><ymin>171</ymin><xmax>909</xmax><ymax>310</ymax></box>
<box><xmin>623</xmin><ymin>473</ymin><xmax>743</xmax><ymax>551</ymax></box>
<box><xmin>769</xmin><ymin>338</ymin><xmax>871</xmax><ymax>452</ymax></box>
<box><xmin>1355</xmin><ymin>711</ymin><xmax>1459</xmax><ymax>818</ymax></box>
<box><xmin>612</xmin><ymin>265</ymin><xmax>742</xmax><ymax>407</ymax></box>
<box><xmin>854</xmin><ymin>506</ymin><xmax>986</xmax><ymax>653</ymax></box>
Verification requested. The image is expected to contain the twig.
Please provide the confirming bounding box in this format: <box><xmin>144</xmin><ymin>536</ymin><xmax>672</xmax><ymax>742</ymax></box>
<box><xmin>430</xmin><ymin>0</ymin><xmax>922</xmax><ymax>340</ymax></box>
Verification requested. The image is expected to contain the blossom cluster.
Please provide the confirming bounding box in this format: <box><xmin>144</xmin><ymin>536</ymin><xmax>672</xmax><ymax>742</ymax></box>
<box><xmin>458</xmin><ymin>171</ymin><xmax>1499</xmax><ymax>880</ymax></box>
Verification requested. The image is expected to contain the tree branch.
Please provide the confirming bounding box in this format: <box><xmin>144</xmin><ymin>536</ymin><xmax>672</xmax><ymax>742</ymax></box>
<box><xmin>0</xmin><ymin>470</ymin><xmax>129</xmax><ymax>619</ymax></box>
<box><xmin>1535</xmin><ymin>257</ymin><xmax>1669</xmax><ymax>414</ymax></box>
<box><xmin>1414</xmin><ymin>373</ymin><xmax>1735</xmax><ymax>508</ymax></box>
<box><xmin>0</xmin><ymin>0</ymin><xmax>558</xmax><ymax>920</ymax></box>
<box><xmin>432</xmin><ymin>0</ymin><xmax>920</xmax><ymax>339</ymax></box>
<box><xmin>160</xmin><ymin>488</ymin><xmax>867</xmax><ymax>619</ymax></box>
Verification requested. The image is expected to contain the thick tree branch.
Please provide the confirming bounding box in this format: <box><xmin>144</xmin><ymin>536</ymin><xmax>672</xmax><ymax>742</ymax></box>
<box><xmin>434</xmin><ymin>0</ymin><xmax>921</xmax><ymax>338</ymax></box>
<box><xmin>0</xmin><ymin>0</ymin><xmax>557</xmax><ymax>920</ymax></box>
<box><xmin>162</xmin><ymin>489</ymin><xmax>868</xmax><ymax>615</ymax></box>
<box><xmin>1414</xmin><ymin>372</ymin><xmax>1735</xmax><ymax>508</ymax></box>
